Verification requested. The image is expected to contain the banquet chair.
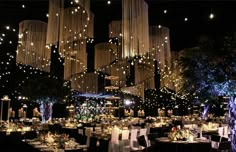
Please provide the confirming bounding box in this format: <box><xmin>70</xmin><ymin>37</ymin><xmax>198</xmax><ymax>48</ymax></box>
<box><xmin>210</xmin><ymin>134</ymin><xmax>231</xmax><ymax>152</ymax></box>
<box><xmin>108</xmin><ymin>127</ymin><xmax>120</xmax><ymax>152</ymax></box>
<box><xmin>139</xmin><ymin>128</ymin><xmax>150</xmax><ymax>147</ymax></box>
<box><xmin>120</xmin><ymin>129</ymin><xmax>131</xmax><ymax>152</ymax></box>
<box><xmin>130</xmin><ymin>129</ymin><xmax>140</xmax><ymax>151</ymax></box>
<box><xmin>218</xmin><ymin>141</ymin><xmax>231</xmax><ymax>152</ymax></box>
<box><xmin>137</xmin><ymin>135</ymin><xmax>148</xmax><ymax>152</ymax></box>
<box><xmin>211</xmin><ymin>134</ymin><xmax>222</xmax><ymax>150</ymax></box>
<box><xmin>137</xmin><ymin>135</ymin><xmax>147</xmax><ymax>148</ymax></box>
<box><xmin>85</xmin><ymin>127</ymin><xmax>93</xmax><ymax>148</ymax></box>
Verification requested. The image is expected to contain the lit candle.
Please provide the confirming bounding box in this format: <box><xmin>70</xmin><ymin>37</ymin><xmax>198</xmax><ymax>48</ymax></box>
<box><xmin>12</xmin><ymin>111</ymin><xmax>15</xmax><ymax>118</ymax></box>
<box><xmin>23</xmin><ymin>111</ymin><xmax>26</xmax><ymax>118</ymax></box>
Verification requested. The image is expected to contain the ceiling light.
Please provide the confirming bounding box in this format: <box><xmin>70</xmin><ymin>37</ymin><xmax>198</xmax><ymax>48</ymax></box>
<box><xmin>184</xmin><ymin>17</ymin><xmax>188</xmax><ymax>21</ymax></box>
<box><xmin>164</xmin><ymin>10</ymin><xmax>167</xmax><ymax>14</ymax></box>
<box><xmin>107</xmin><ymin>1</ymin><xmax>111</xmax><ymax>5</ymax></box>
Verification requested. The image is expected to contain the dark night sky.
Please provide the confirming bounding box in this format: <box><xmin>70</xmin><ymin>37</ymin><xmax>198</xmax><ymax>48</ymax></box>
<box><xmin>0</xmin><ymin>0</ymin><xmax>236</xmax><ymax>51</ymax></box>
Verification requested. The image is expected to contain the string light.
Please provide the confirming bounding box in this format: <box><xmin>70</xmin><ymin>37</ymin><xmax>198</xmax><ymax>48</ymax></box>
<box><xmin>209</xmin><ymin>13</ymin><xmax>214</xmax><ymax>19</ymax></box>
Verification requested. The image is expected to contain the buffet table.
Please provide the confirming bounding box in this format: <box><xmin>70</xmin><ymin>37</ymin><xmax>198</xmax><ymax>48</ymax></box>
<box><xmin>155</xmin><ymin>137</ymin><xmax>211</xmax><ymax>152</ymax></box>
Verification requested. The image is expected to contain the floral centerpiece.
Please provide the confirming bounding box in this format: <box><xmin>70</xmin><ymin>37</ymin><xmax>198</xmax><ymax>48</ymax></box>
<box><xmin>54</xmin><ymin>133</ymin><xmax>69</xmax><ymax>148</ymax></box>
<box><xmin>169</xmin><ymin>127</ymin><xmax>194</xmax><ymax>141</ymax></box>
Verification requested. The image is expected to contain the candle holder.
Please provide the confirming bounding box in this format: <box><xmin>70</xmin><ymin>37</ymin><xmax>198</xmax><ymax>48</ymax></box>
<box><xmin>0</xmin><ymin>95</ymin><xmax>11</xmax><ymax>126</ymax></box>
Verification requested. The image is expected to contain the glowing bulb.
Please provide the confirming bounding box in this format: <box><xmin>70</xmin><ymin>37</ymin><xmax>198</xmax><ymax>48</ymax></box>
<box><xmin>184</xmin><ymin>17</ymin><xmax>188</xmax><ymax>21</ymax></box>
<box><xmin>209</xmin><ymin>13</ymin><xmax>214</xmax><ymax>19</ymax></box>
<box><xmin>158</xmin><ymin>25</ymin><xmax>161</xmax><ymax>29</ymax></box>
<box><xmin>107</xmin><ymin>1</ymin><xmax>111</xmax><ymax>4</ymax></box>
<box><xmin>6</xmin><ymin>26</ymin><xmax>10</xmax><ymax>30</ymax></box>
<box><xmin>22</xmin><ymin>4</ymin><xmax>25</xmax><ymax>8</ymax></box>
<box><xmin>164</xmin><ymin>10</ymin><xmax>167</xmax><ymax>14</ymax></box>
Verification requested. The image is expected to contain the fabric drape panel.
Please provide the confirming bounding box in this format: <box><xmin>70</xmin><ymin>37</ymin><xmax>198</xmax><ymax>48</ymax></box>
<box><xmin>46</xmin><ymin>0</ymin><xmax>93</xmax><ymax>80</ymax></box>
<box><xmin>149</xmin><ymin>26</ymin><xmax>171</xmax><ymax>69</ymax></box>
<box><xmin>149</xmin><ymin>26</ymin><xmax>171</xmax><ymax>88</ymax></box>
<box><xmin>71</xmin><ymin>72</ymin><xmax>98</xmax><ymax>93</ymax></box>
<box><xmin>46</xmin><ymin>0</ymin><xmax>64</xmax><ymax>45</ymax></box>
<box><xmin>135</xmin><ymin>59</ymin><xmax>155</xmax><ymax>85</ymax></box>
<box><xmin>121</xmin><ymin>83</ymin><xmax>144</xmax><ymax>100</ymax></box>
<box><xmin>110</xmin><ymin>60</ymin><xmax>130</xmax><ymax>87</ymax></box>
<box><xmin>87</xmin><ymin>12</ymin><xmax>94</xmax><ymax>38</ymax></box>
<box><xmin>59</xmin><ymin>7</ymin><xmax>89</xmax><ymax>51</ymax></box>
<box><xmin>109</xmin><ymin>20</ymin><xmax>122</xmax><ymax>38</ymax></box>
<box><xmin>17</xmin><ymin>20</ymin><xmax>50</xmax><ymax>72</ymax></box>
<box><xmin>94</xmin><ymin>43</ymin><xmax>117</xmax><ymax>70</ymax></box>
<box><xmin>63</xmin><ymin>42</ymin><xmax>87</xmax><ymax>80</ymax></box>
<box><xmin>122</xmin><ymin>0</ymin><xmax>149</xmax><ymax>58</ymax></box>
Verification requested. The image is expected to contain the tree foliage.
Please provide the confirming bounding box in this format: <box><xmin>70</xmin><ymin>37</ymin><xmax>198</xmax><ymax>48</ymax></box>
<box><xmin>21</xmin><ymin>75</ymin><xmax>70</xmax><ymax>103</ymax></box>
<box><xmin>179</xmin><ymin>34</ymin><xmax>236</xmax><ymax>104</ymax></box>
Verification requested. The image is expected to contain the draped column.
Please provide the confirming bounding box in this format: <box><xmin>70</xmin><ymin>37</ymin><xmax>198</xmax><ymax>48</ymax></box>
<box><xmin>46</xmin><ymin>0</ymin><xmax>64</xmax><ymax>45</ymax></box>
<box><xmin>122</xmin><ymin>0</ymin><xmax>149</xmax><ymax>58</ymax></box>
<box><xmin>17</xmin><ymin>20</ymin><xmax>50</xmax><ymax>72</ymax></box>
<box><xmin>149</xmin><ymin>26</ymin><xmax>171</xmax><ymax>88</ymax></box>
<box><xmin>46</xmin><ymin>0</ymin><xmax>93</xmax><ymax>80</ymax></box>
<box><xmin>135</xmin><ymin>58</ymin><xmax>155</xmax><ymax>89</ymax></box>
<box><xmin>71</xmin><ymin>72</ymin><xmax>98</xmax><ymax>93</ymax></box>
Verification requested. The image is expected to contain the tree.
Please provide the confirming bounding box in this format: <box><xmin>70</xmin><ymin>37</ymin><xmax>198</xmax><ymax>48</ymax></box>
<box><xmin>179</xmin><ymin>33</ymin><xmax>236</xmax><ymax>151</ymax></box>
<box><xmin>21</xmin><ymin>75</ymin><xmax>70</xmax><ymax>122</ymax></box>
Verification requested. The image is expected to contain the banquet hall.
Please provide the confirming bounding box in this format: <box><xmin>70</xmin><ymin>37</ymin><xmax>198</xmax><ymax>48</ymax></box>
<box><xmin>0</xmin><ymin>0</ymin><xmax>236</xmax><ymax>151</ymax></box>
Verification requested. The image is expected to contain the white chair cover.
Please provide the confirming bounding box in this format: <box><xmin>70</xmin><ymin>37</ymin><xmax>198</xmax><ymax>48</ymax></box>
<box><xmin>78</xmin><ymin>129</ymin><xmax>83</xmax><ymax>135</ymax></box>
<box><xmin>211</xmin><ymin>136</ymin><xmax>222</xmax><ymax>149</ymax></box>
<box><xmin>121</xmin><ymin>130</ymin><xmax>129</xmax><ymax>140</ymax></box>
<box><xmin>130</xmin><ymin>129</ymin><xmax>139</xmax><ymax>151</ymax></box>
<box><xmin>139</xmin><ymin>128</ymin><xmax>150</xmax><ymax>147</ymax></box>
<box><xmin>218</xmin><ymin>127</ymin><xmax>224</xmax><ymax>137</ymax></box>
<box><xmin>108</xmin><ymin>127</ymin><xmax>121</xmax><ymax>152</ymax></box>
<box><xmin>120</xmin><ymin>130</ymin><xmax>131</xmax><ymax>152</ymax></box>
<box><xmin>85</xmin><ymin>127</ymin><xmax>93</xmax><ymax>147</ymax></box>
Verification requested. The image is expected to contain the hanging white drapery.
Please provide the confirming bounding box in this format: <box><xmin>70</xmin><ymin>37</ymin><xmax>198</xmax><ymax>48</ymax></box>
<box><xmin>109</xmin><ymin>20</ymin><xmax>122</xmax><ymax>60</ymax></box>
<box><xmin>46</xmin><ymin>0</ymin><xmax>64</xmax><ymax>45</ymax></box>
<box><xmin>122</xmin><ymin>0</ymin><xmax>149</xmax><ymax>58</ymax></box>
<box><xmin>121</xmin><ymin>83</ymin><xmax>144</xmax><ymax>100</ymax></box>
<box><xmin>17</xmin><ymin>20</ymin><xmax>50</xmax><ymax>72</ymax></box>
<box><xmin>110</xmin><ymin>60</ymin><xmax>130</xmax><ymax>88</ymax></box>
<box><xmin>109</xmin><ymin>20</ymin><xmax>122</xmax><ymax>38</ymax></box>
<box><xmin>71</xmin><ymin>72</ymin><xmax>98</xmax><ymax>94</ymax></box>
<box><xmin>94</xmin><ymin>43</ymin><xmax>118</xmax><ymax>71</ymax></box>
<box><xmin>46</xmin><ymin>0</ymin><xmax>92</xmax><ymax>80</ymax></box>
<box><xmin>149</xmin><ymin>26</ymin><xmax>171</xmax><ymax>69</ymax></box>
<box><xmin>149</xmin><ymin>26</ymin><xmax>171</xmax><ymax>88</ymax></box>
<box><xmin>134</xmin><ymin>59</ymin><xmax>155</xmax><ymax>89</ymax></box>
<box><xmin>63</xmin><ymin>42</ymin><xmax>87</xmax><ymax>80</ymax></box>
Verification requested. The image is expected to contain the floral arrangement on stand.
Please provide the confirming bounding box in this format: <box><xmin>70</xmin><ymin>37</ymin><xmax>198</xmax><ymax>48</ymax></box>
<box><xmin>93</xmin><ymin>114</ymin><xmax>116</xmax><ymax>123</ymax></box>
<box><xmin>168</xmin><ymin>126</ymin><xmax>194</xmax><ymax>141</ymax></box>
<box><xmin>39</xmin><ymin>132</ymin><xmax>70</xmax><ymax>148</ymax></box>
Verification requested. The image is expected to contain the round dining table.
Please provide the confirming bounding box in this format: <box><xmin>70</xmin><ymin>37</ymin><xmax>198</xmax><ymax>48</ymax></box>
<box><xmin>155</xmin><ymin>137</ymin><xmax>211</xmax><ymax>152</ymax></box>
